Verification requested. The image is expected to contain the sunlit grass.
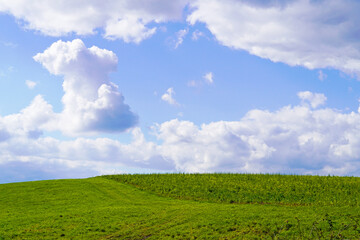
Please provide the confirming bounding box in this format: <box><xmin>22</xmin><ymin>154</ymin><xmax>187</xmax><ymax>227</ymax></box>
<box><xmin>0</xmin><ymin>174</ymin><xmax>359</xmax><ymax>239</ymax></box>
<box><xmin>104</xmin><ymin>173</ymin><xmax>360</xmax><ymax>206</ymax></box>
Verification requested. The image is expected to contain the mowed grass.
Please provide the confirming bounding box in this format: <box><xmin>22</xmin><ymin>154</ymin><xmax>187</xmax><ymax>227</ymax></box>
<box><xmin>0</xmin><ymin>175</ymin><xmax>358</xmax><ymax>239</ymax></box>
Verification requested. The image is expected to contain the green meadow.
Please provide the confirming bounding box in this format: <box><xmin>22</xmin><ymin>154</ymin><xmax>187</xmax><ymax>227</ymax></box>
<box><xmin>1</xmin><ymin>174</ymin><xmax>360</xmax><ymax>239</ymax></box>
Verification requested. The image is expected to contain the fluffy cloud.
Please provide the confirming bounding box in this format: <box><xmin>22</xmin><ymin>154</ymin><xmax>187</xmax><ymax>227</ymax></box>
<box><xmin>188</xmin><ymin>0</ymin><xmax>360</xmax><ymax>77</ymax></box>
<box><xmin>1</xmin><ymin>95</ymin><xmax>55</xmax><ymax>139</ymax></box>
<box><xmin>104</xmin><ymin>16</ymin><xmax>157</xmax><ymax>43</ymax></box>
<box><xmin>297</xmin><ymin>91</ymin><xmax>327</xmax><ymax>108</ymax></box>
<box><xmin>33</xmin><ymin>39</ymin><xmax>137</xmax><ymax>135</ymax></box>
<box><xmin>2</xmin><ymin>91</ymin><xmax>360</xmax><ymax>182</ymax></box>
<box><xmin>0</xmin><ymin>126</ymin><xmax>171</xmax><ymax>183</ymax></box>
<box><xmin>0</xmin><ymin>0</ymin><xmax>188</xmax><ymax>43</ymax></box>
<box><xmin>4</xmin><ymin>92</ymin><xmax>360</xmax><ymax>178</ymax></box>
<box><xmin>154</xmin><ymin>95</ymin><xmax>360</xmax><ymax>175</ymax></box>
<box><xmin>161</xmin><ymin>87</ymin><xmax>179</xmax><ymax>106</ymax></box>
<box><xmin>188</xmin><ymin>72</ymin><xmax>214</xmax><ymax>87</ymax></box>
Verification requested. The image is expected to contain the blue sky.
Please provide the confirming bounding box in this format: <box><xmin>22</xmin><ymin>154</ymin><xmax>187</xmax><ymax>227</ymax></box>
<box><xmin>1</xmin><ymin>0</ymin><xmax>360</xmax><ymax>183</ymax></box>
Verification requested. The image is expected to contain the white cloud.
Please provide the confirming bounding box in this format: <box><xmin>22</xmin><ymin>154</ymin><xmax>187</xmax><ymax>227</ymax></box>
<box><xmin>33</xmin><ymin>39</ymin><xmax>137</xmax><ymax>135</ymax></box>
<box><xmin>153</xmin><ymin>93</ymin><xmax>360</xmax><ymax>174</ymax></box>
<box><xmin>203</xmin><ymin>72</ymin><xmax>214</xmax><ymax>84</ymax></box>
<box><xmin>2</xmin><ymin>0</ymin><xmax>360</xmax><ymax>78</ymax></box>
<box><xmin>2</xmin><ymin>91</ymin><xmax>360</xmax><ymax>181</ymax></box>
<box><xmin>188</xmin><ymin>0</ymin><xmax>360</xmax><ymax>78</ymax></box>
<box><xmin>161</xmin><ymin>87</ymin><xmax>179</xmax><ymax>106</ymax></box>
<box><xmin>3</xmin><ymin>0</ymin><xmax>360</xmax><ymax>78</ymax></box>
<box><xmin>1</xmin><ymin>95</ymin><xmax>55</xmax><ymax>139</ymax></box>
<box><xmin>188</xmin><ymin>72</ymin><xmax>214</xmax><ymax>87</ymax></box>
<box><xmin>104</xmin><ymin>16</ymin><xmax>157</xmax><ymax>43</ymax></box>
<box><xmin>25</xmin><ymin>80</ymin><xmax>37</xmax><ymax>89</ymax></box>
<box><xmin>156</xmin><ymin>119</ymin><xmax>275</xmax><ymax>172</ymax></box>
<box><xmin>154</xmin><ymin>91</ymin><xmax>360</xmax><ymax>175</ymax></box>
<box><xmin>297</xmin><ymin>91</ymin><xmax>327</xmax><ymax>108</ymax></box>
<box><xmin>174</xmin><ymin>28</ymin><xmax>188</xmax><ymax>49</ymax></box>
<box><xmin>0</xmin><ymin>126</ymin><xmax>171</xmax><ymax>183</ymax></box>
<box><xmin>0</xmin><ymin>0</ymin><xmax>188</xmax><ymax>43</ymax></box>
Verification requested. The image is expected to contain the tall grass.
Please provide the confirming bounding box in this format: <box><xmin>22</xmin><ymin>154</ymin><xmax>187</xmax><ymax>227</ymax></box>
<box><xmin>103</xmin><ymin>173</ymin><xmax>360</xmax><ymax>206</ymax></box>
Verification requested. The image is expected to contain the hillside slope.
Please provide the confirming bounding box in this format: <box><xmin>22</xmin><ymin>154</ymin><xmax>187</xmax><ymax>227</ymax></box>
<box><xmin>0</xmin><ymin>175</ymin><xmax>359</xmax><ymax>239</ymax></box>
<box><xmin>103</xmin><ymin>173</ymin><xmax>360</xmax><ymax>206</ymax></box>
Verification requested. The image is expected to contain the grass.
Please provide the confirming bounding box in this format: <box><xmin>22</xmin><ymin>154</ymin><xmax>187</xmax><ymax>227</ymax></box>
<box><xmin>0</xmin><ymin>174</ymin><xmax>359</xmax><ymax>239</ymax></box>
<box><xmin>103</xmin><ymin>173</ymin><xmax>360</xmax><ymax>206</ymax></box>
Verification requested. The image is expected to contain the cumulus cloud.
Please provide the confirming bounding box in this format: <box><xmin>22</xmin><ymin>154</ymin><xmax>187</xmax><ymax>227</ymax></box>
<box><xmin>104</xmin><ymin>16</ymin><xmax>157</xmax><ymax>43</ymax></box>
<box><xmin>3</xmin><ymin>91</ymin><xmax>360</xmax><ymax>181</ymax></box>
<box><xmin>0</xmin><ymin>126</ymin><xmax>171</xmax><ymax>183</ymax></box>
<box><xmin>188</xmin><ymin>0</ymin><xmax>360</xmax><ymax>78</ymax></box>
<box><xmin>161</xmin><ymin>87</ymin><xmax>179</xmax><ymax>106</ymax></box>
<box><xmin>0</xmin><ymin>0</ymin><xmax>188</xmax><ymax>43</ymax></box>
<box><xmin>33</xmin><ymin>39</ymin><xmax>137</xmax><ymax>135</ymax></box>
<box><xmin>25</xmin><ymin>80</ymin><xmax>37</xmax><ymax>89</ymax></box>
<box><xmin>297</xmin><ymin>91</ymin><xmax>327</xmax><ymax>108</ymax></box>
<box><xmin>153</xmin><ymin>93</ymin><xmax>360</xmax><ymax>175</ymax></box>
<box><xmin>155</xmin><ymin>119</ymin><xmax>275</xmax><ymax>173</ymax></box>
<box><xmin>1</xmin><ymin>95</ymin><xmax>55</xmax><ymax>139</ymax></box>
<box><xmin>154</xmin><ymin>91</ymin><xmax>360</xmax><ymax>175</ymax></box>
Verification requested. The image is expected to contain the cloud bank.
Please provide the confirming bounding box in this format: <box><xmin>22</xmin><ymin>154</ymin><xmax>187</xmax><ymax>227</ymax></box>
<box><xmin>2</xmin><ymin>91</ymin><xmax>360</xmax><ymax>182</ymax></box>
<box><xmin>2</xmin><ymin>0</ymin><xmax>360</xmax><ymax>77</ymax></box>
<box><xmin>188</xmin><ymin>0</ymin><xmax>360</xmax><ymax>77</ymax></box>
<box><xmin>0</xmin><ymin>0</ymin><xmax>188</xmax><ymax>43</ymax></box>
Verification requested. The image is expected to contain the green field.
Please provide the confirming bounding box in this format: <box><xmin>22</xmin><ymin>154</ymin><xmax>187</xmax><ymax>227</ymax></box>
<box><xmin>1</xmin><ymin>174</ymin><xmax>360</xmax><ymax>239</ymax></box>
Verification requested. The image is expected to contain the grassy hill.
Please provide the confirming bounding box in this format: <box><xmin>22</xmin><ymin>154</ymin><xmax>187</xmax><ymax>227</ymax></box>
<box><xmin>104</xmin><ymin>173</ymin><xmax>360</xmax><ymax>206</ymax></box>
<box><xmin>0</xmin><ymin>174</ymin><xmax>360</xmax><ymax>239</ymax></box>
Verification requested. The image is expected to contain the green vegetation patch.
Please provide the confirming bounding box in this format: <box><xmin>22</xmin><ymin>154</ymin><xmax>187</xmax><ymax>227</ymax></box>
<box><xmin>0</xmin><ymin>174</ymin><xmax>360</xmax><ymax>239</ymax></box>
<box><xmin>103</xmin><ymin>173</ymin><xmax>360</xmax><ymax>206</ymax></box>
